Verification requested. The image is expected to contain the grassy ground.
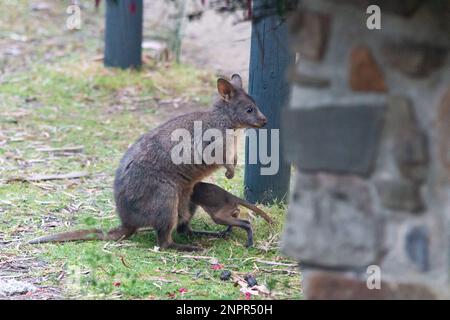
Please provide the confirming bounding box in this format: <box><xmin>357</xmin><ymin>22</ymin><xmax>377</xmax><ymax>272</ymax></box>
<box><xmin>0</xmin><ymin>1</ymin><xmax>301</xmax><ymax>300</ymax></box>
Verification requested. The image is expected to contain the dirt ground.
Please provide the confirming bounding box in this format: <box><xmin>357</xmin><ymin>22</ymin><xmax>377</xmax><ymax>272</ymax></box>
<box><xmin>182</xmin><ymin>10</ymin><xmax>251</xmax><ymax>80</ymax></box>
<box><xmin>143</xmin><ymin>0</ymin><xmax>251</xmax><ymax>81</ymax></box>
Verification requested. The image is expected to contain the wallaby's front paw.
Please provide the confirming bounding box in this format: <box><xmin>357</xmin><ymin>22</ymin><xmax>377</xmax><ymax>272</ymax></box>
<box><xmin>225</xmin><ymin>170</ymin><xmax>235</xmax><ymax>179</ymax></box>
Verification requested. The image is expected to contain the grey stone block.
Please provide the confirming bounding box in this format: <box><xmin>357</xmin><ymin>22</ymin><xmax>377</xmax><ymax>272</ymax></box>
<box><xmin>438</xmin><ymin>86</ymin><xmax>450</xmax><ymax>181</ymax></box>
<box><xmin>281</xmin><ymin>174</ymin><xmax>379</xmax><ymax>268</ymax></box>
<box><xmin>288</xmin><ymin>70</ymin><xmax>331</xmax><ymax>88</ymax></box>
<box><xmin>288</xmin><ymin>10</ymin><xmax>331</xmax><ymax>61</ymax></box>
<box><xmin>283</xmin><ymin>105</ymin><xmax>385</xmax><ymax>177</ymax></box>
<box><xmin>394</xmin><ymin>130</ymin><xmax>429</xmax><ymax>183</ymax></box>
<box><xmin>375</xmin><ymin>178</ymin><xmax>425</xmax><ymax>213</ymax></box>
<box><xmin>373</xmin><ymin>0</ymin><xmax>424</xmax><ymax>17</ymax></box>
<box><xmin>380</xmin><ymin>96</ymin><xmax>429</xmax><ymax>182</ymax></box>
<box><xmin>384</xmin><ymin>96</ymin><xmax>416</xmax><ymax>136</ymax></box>
<box><xmin>382</xmin><ymin>41</ymin><xmax>448</xmax><ymax>77</ymax></box>
<box><xmin>330</xmin><ymin>0</ymin><xmax>424</xmax><ymax>17</ymax></box>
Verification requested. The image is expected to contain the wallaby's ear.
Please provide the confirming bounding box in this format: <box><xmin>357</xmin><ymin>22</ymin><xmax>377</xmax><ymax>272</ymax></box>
<box><xmin>231</xmin><ymin>74</ymin><xmax>243</xmax><ymax>89</ymax></box>
<box><xmin>217</xmin><ymin>78</ymin><xmax>234</xmax><ymax>101</ymax></box>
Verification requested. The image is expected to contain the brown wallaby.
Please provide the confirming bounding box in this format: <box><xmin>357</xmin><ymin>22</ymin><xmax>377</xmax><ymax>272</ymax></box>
<box><xmin>184</xmin><ymin>182</ymin><xmax>273</xmax><ymax>247</ymax></box>
<box><xmin>29</xmin><ymin>74</ymin><xmax>267</xmax><ymax>252</ymax></box>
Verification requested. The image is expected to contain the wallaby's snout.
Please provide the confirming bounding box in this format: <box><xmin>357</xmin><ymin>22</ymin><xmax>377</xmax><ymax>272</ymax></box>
<box><xmin>256</xmin><ymin>111</ymin><xmax>267</xmax><ymax>128</ymax></box>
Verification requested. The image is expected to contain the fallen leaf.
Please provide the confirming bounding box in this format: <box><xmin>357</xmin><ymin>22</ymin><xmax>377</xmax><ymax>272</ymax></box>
<box><xmin>211</xmin><ymin>263</ymin><xmax>223</xmax><ymax>270</ymax></box>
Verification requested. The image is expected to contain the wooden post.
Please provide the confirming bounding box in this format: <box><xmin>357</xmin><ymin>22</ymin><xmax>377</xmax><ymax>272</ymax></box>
<box><xmin>244</xmin><ymin>0</ymin><xmax>293</xmax><ymax>204</ymax></box>
<box><xmin>104</xmin><ymin>0</ymin><xmax>143</xmax><ymax>69</ymax></box>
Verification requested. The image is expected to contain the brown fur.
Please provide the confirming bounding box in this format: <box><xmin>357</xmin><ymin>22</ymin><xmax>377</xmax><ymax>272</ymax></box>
<box><xmin>28</xmin><ymin>75</ymin><xmax>267</xmax><ymax>251</ymax></box>
<box><xmin>182</xmin><ymin>182</ymin><xmax>273</xmax><ymax>247</ymax></box>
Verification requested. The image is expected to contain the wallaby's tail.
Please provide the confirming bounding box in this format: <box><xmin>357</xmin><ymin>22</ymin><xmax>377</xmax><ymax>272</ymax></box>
<box><xmin>28</xmin><ymin>227</ymin><xmax>131</xmax><ymax>244</ymax></box>
<box><xmin>238</xmin><ymin>200</ymin><xmax>273</xmax><ymax>224</ymax></box>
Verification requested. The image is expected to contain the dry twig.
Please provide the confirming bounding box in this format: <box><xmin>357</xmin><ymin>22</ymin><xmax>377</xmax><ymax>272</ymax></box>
<box><xmin>6</xmin><ymin>171</ymin><xmax>89</xmax><ymax>183</ymax></box>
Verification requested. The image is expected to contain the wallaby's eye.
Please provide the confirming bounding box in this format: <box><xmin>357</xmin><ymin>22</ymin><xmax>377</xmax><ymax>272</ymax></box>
<box><xmin>246</xmin><ymin>106</ymin><xmax>253</xmax><ymax>114</ymax></box>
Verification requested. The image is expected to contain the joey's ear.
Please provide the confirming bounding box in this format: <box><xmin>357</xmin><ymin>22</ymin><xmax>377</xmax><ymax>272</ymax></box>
<box><xmin>217</xmin><ymin>78</ymin><xmax>234</xmax><ymax>101</ymax></box>
<box><xmin>231</xmin><ymin>74</ymin><xmax>243</xmax><ymax>88</ymax></box>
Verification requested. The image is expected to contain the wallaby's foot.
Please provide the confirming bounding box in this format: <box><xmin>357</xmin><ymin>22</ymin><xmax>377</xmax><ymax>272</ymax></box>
<box><xmin>242</xmin><ymin>220</ymin><xmax>254</xmax><ymax>248</ymax></box>
<box><xmin>165</xmin><ymin>242</ymin><xmax>203</xmax><ymax>252</ymax></box>
<box><xmin>190</xmin><ymin>227</ymin><xmax>231</xmax><ymax>238</ymax></box>
<box><xmin>157</xmin><ymin>224</ymin><xmax>202</xmax><ymax>252</ymax></box>
<box><xmin>176</xmin><ymin>223</ymin><xmax>231</xmax><ymax>239</ymax></box>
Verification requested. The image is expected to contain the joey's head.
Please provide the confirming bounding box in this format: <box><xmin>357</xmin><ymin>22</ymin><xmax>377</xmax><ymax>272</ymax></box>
<box><xmin>215</xmin><ymin>74</ymin><xmax>267</xmax><ymax>129</ymax></box>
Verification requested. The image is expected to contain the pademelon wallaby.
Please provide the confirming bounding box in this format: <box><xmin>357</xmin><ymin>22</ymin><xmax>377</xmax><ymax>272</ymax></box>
<box><xmin>29</xmin><ymin>74</ymin><xmax>267</xmax><ymax>251</ymax></box>
<box><xmin>185</xmin><ymin>182</ymin><xmax>273</xmax><ymax>248</ymax></box>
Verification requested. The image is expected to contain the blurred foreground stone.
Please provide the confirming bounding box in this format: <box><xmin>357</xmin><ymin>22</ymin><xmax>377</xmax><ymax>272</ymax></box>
<box><xmin>281</xmin><ymin>0</ymin><xmax>450</xmax><ymax>299</ymax></box>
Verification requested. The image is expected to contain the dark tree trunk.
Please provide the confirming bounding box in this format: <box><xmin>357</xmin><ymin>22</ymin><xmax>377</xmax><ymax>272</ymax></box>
<box><xmin>244</xmin><ymin>0</ymin><xmax>294</xmax><ymax>204</ymax></box>
<box><xmin>104</xmin><ymin>0</ymin><xmax>143</xmax><ymax>69</ymax></box>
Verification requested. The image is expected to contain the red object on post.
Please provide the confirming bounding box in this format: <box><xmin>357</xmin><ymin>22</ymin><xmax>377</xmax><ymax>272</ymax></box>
<box><xmin>129</xmin><ymin>1</ymin><xmax>137</xmax><ymax>14</ymax></box>
<box><xmin>104</xmin><ymin>0</ymin><xmax>143</xmax><ymax>69</ymax></box>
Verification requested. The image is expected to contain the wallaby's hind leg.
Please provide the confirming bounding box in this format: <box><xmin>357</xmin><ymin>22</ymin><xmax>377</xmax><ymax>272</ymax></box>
<box><xmin>227</xmin><ymin>219</ymin><xmax>253</xmax><ymax>247</ymax></box>
<box><xmin>157</xmin><ymin>194</ymin><xmax>202</xmax><ymax>252</ymax></box>
<box><xmin>176</xmin><ymin>201</ymin><xmax>197</xmax><ymax>235</ymax></box>
<box><xmin>177</xmin><ymin>201</ymin><xmax>231</xmax><ymax>238</ymax></box>
<box><xmin>213</xmin><ymin>211</ymin><xmax>253</xmax><ymax>247</ymax></box>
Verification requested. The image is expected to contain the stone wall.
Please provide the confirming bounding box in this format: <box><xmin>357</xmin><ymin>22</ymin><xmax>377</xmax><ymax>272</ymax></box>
<box><xmin>281</xmin><ymin>0</ymin><xmax>450</xmax><ymax>299</ymax></box>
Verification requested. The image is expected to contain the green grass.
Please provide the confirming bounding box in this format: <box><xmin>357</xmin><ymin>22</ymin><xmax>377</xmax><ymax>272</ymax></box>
<box><xmin>0</xmin><ymin>1</ymin><xmax>301</xmax><ymax>300</ymax></box>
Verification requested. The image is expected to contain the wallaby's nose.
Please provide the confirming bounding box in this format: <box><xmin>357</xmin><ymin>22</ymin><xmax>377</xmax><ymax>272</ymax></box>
<box><xmin>260</xmin><ymin>116</ymin><xmax>267</xmax><ymax>127</ymax></box>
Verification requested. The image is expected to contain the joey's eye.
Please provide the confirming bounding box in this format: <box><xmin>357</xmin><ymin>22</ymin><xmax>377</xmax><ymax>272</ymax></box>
<box><xmin>246</xmin><ymin>106</ymin><xmax>253</xmax><ymax>113</ymax></box>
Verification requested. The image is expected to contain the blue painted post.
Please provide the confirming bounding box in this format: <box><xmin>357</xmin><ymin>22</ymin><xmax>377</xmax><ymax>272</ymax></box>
<box><xmin>244</xmin><ymin>0</ymin><xmax>293</xmax><ymax>204</ymax></box>
<box><xmin>104</xmin><ymin>0</ymin><xmax>143</xmax><ymax>69</ymax></box>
